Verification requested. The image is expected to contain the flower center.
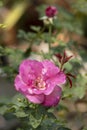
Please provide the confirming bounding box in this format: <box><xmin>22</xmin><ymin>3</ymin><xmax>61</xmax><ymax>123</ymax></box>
<box><xmin>35</xmin><ymin>77</ymin><xmax>46</xmax><ymax>90</ymax></box>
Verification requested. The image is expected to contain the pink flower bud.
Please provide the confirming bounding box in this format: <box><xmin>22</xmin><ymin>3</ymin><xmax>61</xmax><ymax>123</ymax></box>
<box><xmin>45</xmin><ymin>6</ymin><xmax>58</xmax><ymax>18</ymax></box>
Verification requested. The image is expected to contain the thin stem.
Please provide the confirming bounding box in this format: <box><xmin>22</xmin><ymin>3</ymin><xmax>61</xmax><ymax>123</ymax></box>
<box><xmin>48</xmin><ymin>24</ymin><xmax>52</xmax><ymax>51</ymax></box>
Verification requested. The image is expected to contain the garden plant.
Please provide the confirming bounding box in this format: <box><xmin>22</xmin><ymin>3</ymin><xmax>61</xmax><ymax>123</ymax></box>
<box><xmin>0</xmin><ymin>1</ymin><xmax>87</xmax><ymax>130</ymax></box>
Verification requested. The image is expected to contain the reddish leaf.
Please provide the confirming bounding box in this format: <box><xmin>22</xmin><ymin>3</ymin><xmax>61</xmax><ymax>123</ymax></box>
<box><xmin>67</xmin><ymin>76</ymin><xmax>72</xmax><ymax>88</ymax></box>
<box><xmin>55</xmin><ymin>54</ymin><xmax>62</xmax><ymax>63</ymax></box>
<box><xmin>63</xmin><ymin>51</ymin><xmax>66</xmax><ymax>59</ymax></box>
<box><xmin>66</xmin><ymin>73</ymin><xmax>76</xmax><ymax>78</ymax></box>
<box><xmin>64</xmin><ymin>55</ymin><xmax>73</xmax><ymax>63</ymax></box>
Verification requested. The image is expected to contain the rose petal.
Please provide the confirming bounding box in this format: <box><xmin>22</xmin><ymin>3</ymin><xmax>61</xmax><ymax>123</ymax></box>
<box><xmin>14</xmin><ymin>75</ymin><xmax>27</xmax><ymax>92</ymax></box>
<box><xmin>26</xmin><ymin>94</ymin><xmax>44</xmax><ymax>104</ymax></box>
<box><xmin>45</xmin><ymin>6</ymin><xmax>57</xmax><ymax>17</ymax></box>
<box><xmin>42</xmin><ymin>60</ymin><xmax>60</xmax><ymax>78</ymax></box>
<box><xmin>19</xmin><ymin>59</ymin><xmax>43</xmax><ymax>84</ymax></box>
<box><xmin>48</xmin><ymin>71</ymin><xmax>66</xmax><ymax>86</ymax></box>
<box><xmin>42</xmin><ymin>86</ymin><xmax>62</xmax><ymax>107</ymax></box>
<box><xmin>42</xmin><ymin>71</ymin><xmax>66</xmax><ymax>95</ymax></box>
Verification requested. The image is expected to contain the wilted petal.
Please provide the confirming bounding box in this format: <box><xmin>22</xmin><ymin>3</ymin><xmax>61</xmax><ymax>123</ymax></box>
<box><xmin>42</xmin><ymin>86</ymin><xmax>62</xmax><ymax>107</ymax></box>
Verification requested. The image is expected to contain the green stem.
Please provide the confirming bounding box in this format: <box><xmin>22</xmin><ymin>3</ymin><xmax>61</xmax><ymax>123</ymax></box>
<box><xmin>48</xmin><ymin>24</ymin><xmax>52</xmax><ymax>51</ymax></box>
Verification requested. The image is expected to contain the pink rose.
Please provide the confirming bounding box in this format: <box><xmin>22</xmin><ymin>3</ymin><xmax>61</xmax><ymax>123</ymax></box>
<box><xmin>45</xmin><ymin>6</ymin><xmax>58</xmax><ymax>18</ymax></box>
<box><xmin>14</xmin><ymin>59</ymin><xmax>66</xmax><ymax>107</ymax></box>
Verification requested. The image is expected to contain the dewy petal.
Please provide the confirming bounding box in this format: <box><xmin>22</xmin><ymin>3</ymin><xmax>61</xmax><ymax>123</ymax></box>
<box><xmin>14</xmin><ymin>75</ymin><xmax>28</xmax><ymax>92</ymax></box>
<box><xmin>42</xmin><ymin>60</ymin><xmax>60</xmax><ymax>78</ymax></box>
<box><xmin>42</xmin><ymin>86</ymin><xmax>62</xmax><ymax>107</ymax></box>
<box><xmin>26</xmin><ymin>94</ymin><xmax>44</xmax><ymax>104</ymax></box>
<box><xmin>19</xmin><ymin>59</ymin><xmax>43</xmax><ymax>84</ymax></box>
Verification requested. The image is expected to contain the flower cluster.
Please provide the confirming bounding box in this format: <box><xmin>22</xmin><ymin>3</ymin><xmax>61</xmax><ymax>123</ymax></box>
<box><xmin>15</xmin><ymin>59</ymin><xmax>66</xmax><ymax>107</ymax></box>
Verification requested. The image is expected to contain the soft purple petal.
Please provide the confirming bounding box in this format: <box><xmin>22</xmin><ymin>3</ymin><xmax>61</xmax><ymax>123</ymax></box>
<box><xmin>42</xmin><ymin>81</ymin><xmax>56</xmax><ymax>95</ymax></box>
<box><xmin>19</xmin><ymin>59</ymin><xmax>43</xmax><ymax>84</ymax></box>
<box><xmin>48</xmin><ymin>71</ymin><xmax>66</xmax><ymax>86</ymax></box>
<box><xmin>31</xmin><ymin>88</ymin><xmax>45</xmax><ymax>95</ymax></box>
<box><xmin>56</xmin><ymin>71</ymin><xmax>66</xmax><ymax>84</ymax></box>
<box><xmin>41</xmin><ymin>71</ymin><xmax>66</xmax><ymax>95</ymax></box>
<box><xmin>26</xmin><ymin>94</ymin><xmax>44</xmax><ymax>104</ymax></box>
<box><xmin>14</xmin><ymin>75</ymin><xmax>28</xmax><ymax>92</ymax></box>
<box><xmin>42</xmin><ymin>60</ymin><xmax>60</xmax><ymax>78</ymax></box>
<box><xmin>42</xmin><ymin>86</ymin><xmax>62</xmax><ymax>107</ymax></box>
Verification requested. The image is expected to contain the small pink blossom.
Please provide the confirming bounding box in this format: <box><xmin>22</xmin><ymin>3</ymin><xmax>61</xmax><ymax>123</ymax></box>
<box><xmin>45</xmin><ymin>6</ymin><xmax>58</xmax><ymax>18</ymax></box>
<box><xmin>14</xmin><ymin>59</ymin><xmax>66</xmax><ymax>107</ymax></box>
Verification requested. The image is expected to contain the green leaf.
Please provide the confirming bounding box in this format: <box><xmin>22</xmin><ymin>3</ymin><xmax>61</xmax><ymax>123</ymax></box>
<box><xmin>29</xmin><ymin>114</ymin><xmax>42</xmax><ymax>128</ymax></box>
<box><xmin>64</xmin><ymin>62</ymin><xmax>73</xmax><ymax>71</ymax></box>
<box><xmin>12</xmin><ymin>94</ymin><xmax>26</xmax><ymax>107</ymax></box>
<box><xmin>14</xmin><ymin>110</ymin><xmax>28</xmax><ymax>118</ymax></box>
<box><xmin>30</xmin><ymin>26</ymin><xmax>41</xmax><ymax>32</ymax></box>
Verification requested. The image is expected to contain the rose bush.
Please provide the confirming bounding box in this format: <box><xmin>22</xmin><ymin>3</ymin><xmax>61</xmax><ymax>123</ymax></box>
<box><xmin>15</xmin><ymin>59</ymin><xmax>66</xmax><ymax>107</ymax></box>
